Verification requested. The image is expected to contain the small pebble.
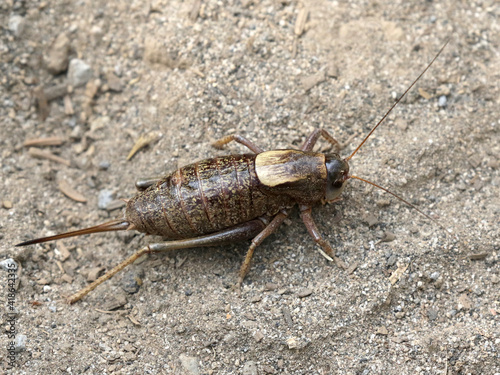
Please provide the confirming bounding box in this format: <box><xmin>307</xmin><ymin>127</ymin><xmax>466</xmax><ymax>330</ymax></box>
<box><xmin>362</xmin><ymin>213</ymin><xmax>378</xmax><ymax>227</ymax></box>
<box><xmin>242</xmin><ymin>360</ymin><xmax>258</xmax><ymax>375</ymax></box>
<box><xmin>103</xmin><ymin>293</ymin><xmax>127</xmax><ymax>311</ymax></box>
<box><xmin>121</xmin><ymin>270</ymin><xmax>143</xmax><ymax>294</ymax></box>
<box><xmin>265</xmin><ymin>282</ymin><xmax>278</xmax><ymax>291</ymax></box>
<box><xmin>262</xmin><ymin>365</ymin><xmax>277</xmax><ymax>374</ymax></box>
<box><xmin>14</xmin><ymin>335</ymin><xmax>27</xmax><ymax>352</ymax></box>
<box><xmin>254</xmin><ymin>331</ymin><xmax>264</xmax><ymax>342</ymax></box>
<box><xmin>286</xmin><ymin>337</ymin><xmax>299</xmax><ymax>349</ymax></box>
<box><xmin>429</xmin><ymin>272</ymin><xmax>440</xmax><ymax>281</ymax></box>
<box><xmin>98</xmin><ymin>189</ymin><xmax>114</xmax><ymax>209</ymax></box>
<box><xmin>297</xmin><ymin>288</ymin><xmax>313</xmax><ymax>298</ymax></box>
<box><xmin>458</xmin><ymin>293</ymin><xmax>472</xmax><ymax>310</ymax></box>
<box><xmin>438</xmin><ymin>95</ymin><xmax>447</xmax><ymax>107</ymax></box>
<box><xmin>379</xmin><ymin>231</ymin><xmax>396</xmax><ymax>243</ymax></box>
<box><xmin>250</xmin><ymin>295</ymin><xmax>262</xmax><ymax>303</ymax></box>
<box><xmin>472</xmin><ymin>285</ymin><xmax>483</xmax><ymax>296</ymax></box>
<box><xmin>45</xmin><ymin>33</ymin><xmax>71</xmax><ymax>74</ymax></box>
<box><xmin>98</xmin><ymin>160</ymin><xmax>111</xmax><ymax>170</ymax></box>
<box><xmin>376</xmin><ymin>199</ymin><xmax>391</xmax><ymax>207</ymax></box>
<box><xmin>179</xmin><ymin>354</ymin><xmax>200</xmax><ymax>375</ymax></box>
<box><xmin>387</xmin><ymin>254</ymin><xmax>397</xmax><ymax>267</ymax></box>
<box><xmin>68</xmin><ymin>59</ymin><xmax>93</xmax><ymax>87</ymax></box>
<box><xmin>2</xmin><ymin>200</ymin><xmax>13</xmax><ymax>209</ymax></box>
<box><xmin>427</xmin><ymin>308</ymin><xmax>438</xmax><ymax>321</ymax></box>
<box><xmin>8</xmin><ymin>15</ymin><xmax>25</xmax><ymax>37</ymax></box>
<box><xmin>376</xmin><ymin>326</ymin><xmax>388</xmax><ymax>335</ymax></box>
<box><xmin>0</xmin><ymin>258</ymin><xmax>18</xmax><ymax>271</ymax></box>
<box><xmin>106</xmin><ymin>72</ymin><xmax>124</xmax><ymax>92</ymax></box>
<box><xmin>87</xmin><ymin>267</ymin><xmax>104</xmax><ymax>282</ymax></box>
<box><xmin>102</xmin><ymin>294</ymin><xmax>127</xmax><ymax>311</ymax></box>
<box><xmin>105</xmin><ymin>199</ymin><xmax>126</xmax><ymax>211</ymax></box>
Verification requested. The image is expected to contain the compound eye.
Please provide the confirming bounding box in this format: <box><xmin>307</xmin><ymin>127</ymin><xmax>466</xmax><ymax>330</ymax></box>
<box><xmin>332</xmin><ymin>180</ymin><xmax>343</xmax><ymax>189</ymax></box>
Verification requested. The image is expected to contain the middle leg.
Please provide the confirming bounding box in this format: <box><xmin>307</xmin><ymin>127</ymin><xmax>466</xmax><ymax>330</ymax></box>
<box><xmin>301</xmin><ymin>129</ymin><xmax>341</xmax><ymax>152</ymax></box>
<box><xmin>236</xmin><ymin>209</ymin><xmax>291</xmax><ymax>290</ymax></box>
<box><xmin>299</xmin><ymin>204</ymin><xmax>347</xmax><ymax>270</ymax></box>
<box><xmin>213</xmin><ymin>134</ymin><xmax>264</xmax><ymax>153</ymax></box>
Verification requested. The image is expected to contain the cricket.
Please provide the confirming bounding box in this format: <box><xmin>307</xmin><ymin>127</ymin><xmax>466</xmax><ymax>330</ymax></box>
<box><xmin>17</xmin><ymin>42</ymin><xmax>448</xmax><ymax>304</ymax></box>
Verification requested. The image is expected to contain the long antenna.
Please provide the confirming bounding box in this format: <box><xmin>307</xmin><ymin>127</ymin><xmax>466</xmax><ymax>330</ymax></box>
<box><xmin>350</xmin><ymin>175</ymin><xmax>449</xmax><ymax>233</ymax></box>
<box><xmin>345</xmin><ymin>40</ymin><xmax>449</xmax><ymax>162</ymax></box>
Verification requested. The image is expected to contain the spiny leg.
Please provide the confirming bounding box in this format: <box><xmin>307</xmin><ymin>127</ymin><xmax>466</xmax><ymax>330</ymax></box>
<box><xmin>299</xmin><ymin>204</ymin><xmax>347</xmax><ymax>270</ymax></box>
<box><xmin>212</xmin><ymin>134</ymin><xmax>264</xmax><ymax>153</ymax></box>
<box><xmin>236</xmin><ymin>209</ymin><xmax>291</xmax><ymax>291</ymax></box>
<box><xmin>301</xmin><ymin>129</ymin><xmax>341</xmax><ymax>152</ymax></box>
<box><xmin>67</xmin><ymin>220</ymin><xmax>266</xmax><ymax>304</ymax></box>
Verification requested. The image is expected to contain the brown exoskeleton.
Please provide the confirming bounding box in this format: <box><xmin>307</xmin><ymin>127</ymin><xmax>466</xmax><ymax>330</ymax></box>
<box><xmin>17</xmin><ymin>43</ymin><xmax>448</xmax><ymax>304</ymax></box>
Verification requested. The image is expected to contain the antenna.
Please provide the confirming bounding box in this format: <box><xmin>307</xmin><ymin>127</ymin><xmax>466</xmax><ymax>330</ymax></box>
<box><xmin>349</xmin><ymin>175</ymin><xmax>450</xmax><ymax>233</ymax></box>
<box><xmin>345</xmin><ymin>40</ymin><xmax>449</xmax><ymax>162</ymax></box>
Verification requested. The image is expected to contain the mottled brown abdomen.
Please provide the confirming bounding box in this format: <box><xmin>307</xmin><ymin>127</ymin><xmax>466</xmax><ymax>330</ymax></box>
<box><xmin>126</xmin><ymin>154</ymin><xmax>293</xmax><ymax>238</ymax></box>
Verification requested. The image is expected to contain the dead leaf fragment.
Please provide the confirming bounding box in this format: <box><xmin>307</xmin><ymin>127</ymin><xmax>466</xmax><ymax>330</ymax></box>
<box><xmin>376</xmin><ymin>326</ymin><xmax>389</xmax><ymax>335</ymax></box>
<box><xmin>61</xmin><ymin>274</ymin><xmax>73</xmax><ymax>283</ymax></box>
<box><xmin>56</xmin><ymin>241</ymin><xmax>72</xmax><ymax>262</ymax></box>
<box><xmin>33</xmin><ymin>86</ymin><xmax>49</xmax><ymax>121</ymax></box>
<box><xmin>418</xmin><ymin>87</ymin><xmax>432</xmax><ymax>100</ymax></box>
<box><xmin>87</xmin><ymin>267</ymin><xmax>104</xmax><ymax>282</ymax></box>
<box><xmin>127</xmin><ymin>132</ymin><xmax>161</xmax><ymax>160</ymax></box>
<box><xmin>389</xmin><ymin>263</ymin><xmax>409</xmax><ymax>285</ymax></box>
<box><xmin>468</xmin><ymin>253</ymin><xmax>488</xmax><ymax>260</ymax></box>
<box><xmin>458</xmin><ymin>293</ymin><xmax>472</xmax><ymax>310</ymax></box>
<box><xmin>64</xmin><ymin>95</ymin><xmax>74</xmax><ymax>115</ymax></box>
<box><xmin>189</xmin><ymin>0</ymin><xmax>202</xmax><ymax>21</ymax></box>
<box><xmin>301</xmin><ymin>71</ymin><xmax>326</xmax><ymax>92</ymax></box>
<box><xmin>377</xmin><ymin>231</ymin><xmax>396</xmax><ymax>243</ymax></box>
<box><xmin>23</xmin><ymin>136</ymin><xmax>65</xmax><ymax>147</ymax></box>
<box><xmin>294</xmin><ymin>8</ymin><xmax>309</xmax><ymax>36</ymax></box>
<box><xmin>28</xmin><ymin>148</ymin><xmax>71</xmax><ymax>166</ymax></box>
<box><xmin>58</xmin><ymin>180</ymin><xmax>87</xmax><ymax>203</ymax></box>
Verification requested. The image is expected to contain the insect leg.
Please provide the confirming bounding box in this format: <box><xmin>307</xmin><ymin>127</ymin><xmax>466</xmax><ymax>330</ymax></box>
<box><xmin>299</xmin><ymin>204</ymin><xmax>347</xmax><ymax>270</ymax></box>
<box><xmin>300</xmin><ymin>129</ymin><xmax>341</xmax><ymax>152</ymax></box>
<box><xmin>67</xmin><ymin>219</ymin><xmax>266</xmax><ymax>304</ymax></box>
<box><xmin>212</xmin><ymin>134</ymin><xmax>264</xmax><ymax>153</ymax></box>
<box><xmin>236</xmin><ymin>209</ymin><xmax>291</xmax><ymax>290</ymax></box>
<box><xmin>134</xmin><ymin>176</ymin><xmax>164</xmax><ymax>191</ymax></box>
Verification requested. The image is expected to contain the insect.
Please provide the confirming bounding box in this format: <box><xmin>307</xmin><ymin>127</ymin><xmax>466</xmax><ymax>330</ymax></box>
<box><xmin>17</xmin><ymin>42</ymin><xmax>448</xmax><ymax>304</ymax></box>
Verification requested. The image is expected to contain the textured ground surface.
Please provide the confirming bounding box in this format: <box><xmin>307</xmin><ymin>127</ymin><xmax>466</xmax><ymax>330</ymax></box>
<box><xmin>1</xmin><ymin>0</ymin><xmax>499</xmax><ymax>374</ymax></box>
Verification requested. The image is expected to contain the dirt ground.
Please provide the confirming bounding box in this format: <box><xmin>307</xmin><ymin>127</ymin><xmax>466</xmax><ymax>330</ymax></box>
<box><xmin>1</xmin><ymin>0</ymin><xmax>499</xmax><ymax>374</ymax></box>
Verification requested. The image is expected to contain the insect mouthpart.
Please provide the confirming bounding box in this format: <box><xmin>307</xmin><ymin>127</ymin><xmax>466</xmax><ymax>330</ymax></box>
<box><xmin>325</xmin><ymin>154</ymin><xmax>350</xmax><ymax>201</ymax></box>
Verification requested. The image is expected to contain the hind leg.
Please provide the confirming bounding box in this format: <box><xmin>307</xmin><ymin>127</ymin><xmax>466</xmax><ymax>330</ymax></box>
<box><xmin>67</xmin><ymin>220</ymin><xmax>266</xmax><ymax>304</ymax></box>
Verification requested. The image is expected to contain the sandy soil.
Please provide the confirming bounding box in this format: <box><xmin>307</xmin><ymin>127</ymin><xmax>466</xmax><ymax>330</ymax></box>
<box><xmin>1</xmin><ymin>0</ymin><xmax>499</xmax><ymax>374</ymax></box>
